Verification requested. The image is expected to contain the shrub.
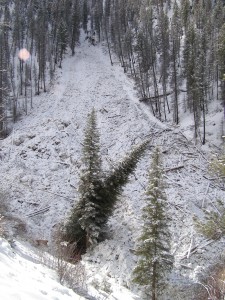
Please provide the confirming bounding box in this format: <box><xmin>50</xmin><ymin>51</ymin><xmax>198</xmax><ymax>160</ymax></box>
<box><xmin>210</xmin><ymin>155</ymin><xmax>225</xmax><ymax>178</ymax></box>
<box><xmin>40</xmin><ymin>239</ymin><xmax>87</xmax><ymax>294</ymax></box>
<box><xmin>195</xmin><ymin>259</ymin><xmax>225</xmax><ymax>300</ymax></box>
<box><xmin>194</xmin><ymin>200</ymin><xmax>225</xmax><ymax>240</ymax></box>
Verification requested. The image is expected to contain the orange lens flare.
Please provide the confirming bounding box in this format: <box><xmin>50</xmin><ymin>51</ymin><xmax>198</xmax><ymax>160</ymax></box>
<box><xmin>18</xmin><ymin>48</ymin><xmax>30</xmax><ymax>61</ymax></box>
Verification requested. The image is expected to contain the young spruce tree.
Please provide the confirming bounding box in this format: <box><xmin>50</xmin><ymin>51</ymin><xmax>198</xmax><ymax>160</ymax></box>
<box><xmin>65</xmin><ymin>108</ymin><xmax>103</xmax><ymax>252</ymax></box>
<box><xmin>133</xmin><ymin>148</ymin><xmax>173</xmax><ymax>300</ymax></box>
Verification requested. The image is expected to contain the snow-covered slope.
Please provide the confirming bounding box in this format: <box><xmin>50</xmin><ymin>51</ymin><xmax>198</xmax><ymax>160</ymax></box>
<box><xmin>1</xmin><ymin>33</ymin><xmax>225</xmax><ymax>299</ymax></box>
<box><xmin>0</xmin><ymin>238</ymin><xmax>86</xmax><ymax>300</ymax></box>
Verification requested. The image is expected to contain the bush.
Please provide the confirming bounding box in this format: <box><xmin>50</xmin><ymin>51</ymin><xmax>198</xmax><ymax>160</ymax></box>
<box><xmin>54</xmin><ymin>242</ymin><xmax>86</xmax><ymax>286</ymax></box>
<box><xmin>39</xmin><ymin>240</ymin><xmax>87</xmax><ymax>294</ymax></box>
<box><xmin>195</xmin><ymin>259</ymin><xmax>225</xmax><ymax>300</ymax></box>
<box><xmin>193</xmin><ymin>200</ymin><xmax>225</xmax><ymax>240</ymax></box>
<box><xmin>210</xmin><ymin>155</ymin><xmax>225</xmax><ymax>178</ymax></box>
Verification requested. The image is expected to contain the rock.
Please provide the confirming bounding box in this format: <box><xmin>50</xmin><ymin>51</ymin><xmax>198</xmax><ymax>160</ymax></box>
<box><xmin>13</xmin><ymin>136</ymin><xmax>25</xmax><ymax>146</ymax></box>
<box><xmin>20</xmin><ymin>175</ymin><xmax>33</xmax><ymax>185</ymax></box>
<box><xmin>27</xmin><ymin>132</ymin><xmax>36</xmax><ymax>139</ymax></box>
<box><xmin>59</xmin><ymin>152</ymin><xmax>69</xmax><ymax>159</ymax></box>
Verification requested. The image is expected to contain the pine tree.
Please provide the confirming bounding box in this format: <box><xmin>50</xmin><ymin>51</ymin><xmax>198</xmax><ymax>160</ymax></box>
<box><xmin>57</xmin><ymin>19</ymin><xmax>68</xmax><ymax>68</ymax></box>
<box><xmin>170</xmin><ymin>0</ymin><xmax>182</xmax><ymax>125</ymax></box>
<box><xmin>98</xmin><ymin>140</ymin><xmax>149</xmax><ymax>231</ymax></box>
<box><xmin>82</xmin><ymin>0</ymin><xmax>88</xmax><ymax>33</ymax></box>
<box><xmin>0</xmin><ymin>24</ymin><xmax>10</xmax><ymax>138</ymax></box>
<box><xmin>156</xmin><ymin>9</ymin><xmax>170</xmax><ymax>120</ymax></box>
<box><xmin>133</xmin><ymin>148</ymin><xmax>173</xmax><ymax>300</ymax></box>
<box><xmin>180</xmin><ymin>0</ymin><xmax>191</xmax><ymax>32</ymax></box>
<box><xmin>64</xmin><ymin>111</ymin><xmax>149</xmax><ymax>254</ymax></box>
<box><xmin>183</xmin><ymin>23</ymin><xmax>201</xmax><ymax>139</ymax></box>
<box><xmin>64</xmin><ymin>109</ymin><xmax>102</xmax><ymax>252</ymax></box>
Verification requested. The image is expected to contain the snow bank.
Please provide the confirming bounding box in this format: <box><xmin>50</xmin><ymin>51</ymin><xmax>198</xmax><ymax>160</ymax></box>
<box><xmin>0</xmin><ymin>238</ymin><xmax>85</xmax><ymax>300</ymax></box>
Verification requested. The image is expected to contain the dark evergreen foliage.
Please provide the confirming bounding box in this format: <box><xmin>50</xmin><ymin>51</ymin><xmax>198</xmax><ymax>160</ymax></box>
<box><xmin>98</xmin><ymin>140</ymin><xmax>149</xmax><ymax>227</ymax></box>
<box><xmin>64</xmin><ymin>109</ymin><xmax>103</xmax><ymax>251</ymax></box>
<box><xmin>133</xmin><ymin>148</ymin><xmax>173</xmax><ymax>300</ymax></box>
<box><xmin>64</xmin><ymin>110</ymin><xmax>149</xmax><ymax>253</ymax></box>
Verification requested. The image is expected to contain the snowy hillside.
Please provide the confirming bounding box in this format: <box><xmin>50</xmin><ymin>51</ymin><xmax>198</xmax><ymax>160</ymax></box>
<box><xmin>1</xmin><ymin>32</ymin><xmax>225</xmax><ymax>299</ymax></box>
<box><xmin>0</xmin><ymin>238</ymin><xmax>87</xmax><ymax>300</ymax></box>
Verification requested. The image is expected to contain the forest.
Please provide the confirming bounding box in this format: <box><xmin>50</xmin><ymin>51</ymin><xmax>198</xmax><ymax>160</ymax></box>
<box><xmin>1</xmin><ymin>0</ymin><xmax>225</xmax><ymax>145</ymax></box>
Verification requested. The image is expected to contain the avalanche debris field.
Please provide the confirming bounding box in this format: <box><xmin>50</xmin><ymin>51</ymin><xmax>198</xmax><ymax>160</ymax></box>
<box><xmin>1</xmin><ymin>35</ymin><xmax>225</xmax><ymax>299</ymax></box>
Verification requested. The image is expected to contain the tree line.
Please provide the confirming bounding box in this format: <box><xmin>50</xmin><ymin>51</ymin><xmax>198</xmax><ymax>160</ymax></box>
<box><xmin>0</xmin><ymin>0</ymin><xmax>85</xmax><ymax>138</ymax></box>
<box><xmin>2</xmin><ymin>0</ymin><xmax>225</xmax><ymax>143</ymax></box>
<box><xmin>89</xmin><ymin>0</ymin><xmax>225</xmax><ymax>144</ymax></box>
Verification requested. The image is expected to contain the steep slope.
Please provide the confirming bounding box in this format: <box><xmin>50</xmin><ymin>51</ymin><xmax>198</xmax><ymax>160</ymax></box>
<box><xmin>0</xmin><ymin>32</ymin><xmax>163</xmax><ymax>241</ymax></box>
<box><xmin>1</xmin><ymin>33</ymin><xmax>225</xmax><ymax>299</ymax></box>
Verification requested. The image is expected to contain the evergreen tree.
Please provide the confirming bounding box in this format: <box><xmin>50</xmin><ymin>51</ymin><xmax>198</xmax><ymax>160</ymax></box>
<box><xmin>69</xmin><ymin>0</ymin><xmax>81</xmax><ymax>56</ymax></box>
<box><xmin>183</xmin><ymin>23</ymin><xmax>201</xmax><ymax>139</ymax></box>
<box><xmin>57</xmin><ymin>19</ymin><xmax>68</xmax><ymax>68</ymax></box>
<box><xmin>82</xmin><ymin>0</ymin><xmax>88</xmax><ymax>33</ymax></box>
<box><xmin>98</xmin><ymin>140</ymin><xmax>149</xmax><ymax>231</ymax></box>
<box><xmin>180</xmin><ymin>0</ymin><xmax>190</xmax><ymax>32</ymax></box>
<box><xmin>133</xmin><ymin>148</ymin><xmax>173</xmax><ymax>300</ymax></box>
<box><xmin>64</xmin><ymin>109</ymin><xmax>102</xmax><ymax>252</ymax></box>
<box><xmin>156</xmin><ymin>9</ymin><xmax>170</xmax><ymax>120</ymax></box>
<box><xmin>0</xmin><ymin>24</ymin><xmax>10</xmax><ymax>138</ymax></box>
<box><xmin>64</xmin><ymin>110</ymin><xmax>149</xmax><ymax>253</ymax></box>
<box><xmin>170</xmin><ymin>0</ymin><xmax>182</xmax><ymax>124</ymax></box>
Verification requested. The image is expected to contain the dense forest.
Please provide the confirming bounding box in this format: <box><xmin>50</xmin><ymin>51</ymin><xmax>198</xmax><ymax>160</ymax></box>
<box><xmin>0</xmin><ymin>0</ymin><xmax>225</xmax><ymax>143</ymax></box>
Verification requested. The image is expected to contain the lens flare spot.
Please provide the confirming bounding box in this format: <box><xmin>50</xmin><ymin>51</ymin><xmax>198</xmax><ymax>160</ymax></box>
<box><xmin>18</xmin><ymin>48</ymin><xmax>30</xmax><ymax>61</ymax></box>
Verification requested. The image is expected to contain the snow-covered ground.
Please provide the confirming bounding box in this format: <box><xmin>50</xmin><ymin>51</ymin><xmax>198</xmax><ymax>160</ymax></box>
<box><xmin>0</xmin><ymin>238</ymin><xmax>86</xmax><ymax>300</ymax></box>
<box><xmin>1</xmin><ymin>32</ymin><xmax>225</xmax><ymax>299</ymax></box>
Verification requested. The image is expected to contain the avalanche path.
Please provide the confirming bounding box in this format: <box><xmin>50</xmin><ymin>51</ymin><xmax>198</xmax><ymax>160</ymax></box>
<box><xmin>1</xmin><ymin>34</ymin><xmax>225</xmax><ymax>299</ymax></box>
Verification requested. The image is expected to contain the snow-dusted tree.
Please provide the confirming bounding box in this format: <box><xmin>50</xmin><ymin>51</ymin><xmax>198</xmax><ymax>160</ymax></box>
<box><xmin>69</xmin><ymin>0</ymin><xmax>81</xmax><ymax>56</ymax></box>
<box><xmin>35</xmin><ymin>1</ymin><xmax>48</xmax><ymax>94</ymax></box>
<box><xmin>156</xmin><ymin>9</ymin><xmax>170</xmax><ymax>120</ymax></box>
<box><xmin>64</xmin><ymin>108</ymin><xmax>102</xmax><ymax>252</ymax></box>
<box><xmin>133</xmin><ymin>148</ymin><xmax>173</xmax><ymax>300</ymax></box>
<box><xmin>212</xmin><ymin>0</ymin><xmax>225</xmax><ymax>100</ymax></box>
<box><xmin>57</xmin><ymin>19</ymin><xmax>68</xmax><ymax>68</ymax></box>
<box><xmin>82</xmin><ymin>0</ymin><xmax>88</xmax><ymax>33</ymax></box>
<box><xmin>180</xmin><ymin>0</ymin><xmax>191</xmax><ymax>32</ymax></box>
<box><xmin>170</xmin><ymin>0</ymin><xmax>182</xmax><ymax>124</ymax></box>
<box><xmin>0</xmin><ymin>25</ymin><xmax>10</xmax><ymax>138</ymax></box>
<box><xmin>64</xmin><ymin>111</ymin><xmax>149</xmax><ymax>253</ymax></box>
<box><xmin>218</xmin><ymin>24</ymin><xmax>225</xmax><ymax>108</ymax></box>
<box><xmin>98</xmin><ymin>140</ymin><xmax>149</xmax><ymax>232</ymax></box>
<box><xmin>183</xmin><ymin>23</ymin><xmax>201</xmax><ymax>139</ymax></box>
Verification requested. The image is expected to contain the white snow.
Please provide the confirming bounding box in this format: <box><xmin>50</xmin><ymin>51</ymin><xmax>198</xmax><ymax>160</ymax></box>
<box><xmin>1</xmin><ymin>30</ymin><xmax>225</xmax><ymax>299</ymax></box>
<box><xmin>0</xmin><ymin>238</ymin><xmax>85</xmax><ymax>300</ymax></box>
